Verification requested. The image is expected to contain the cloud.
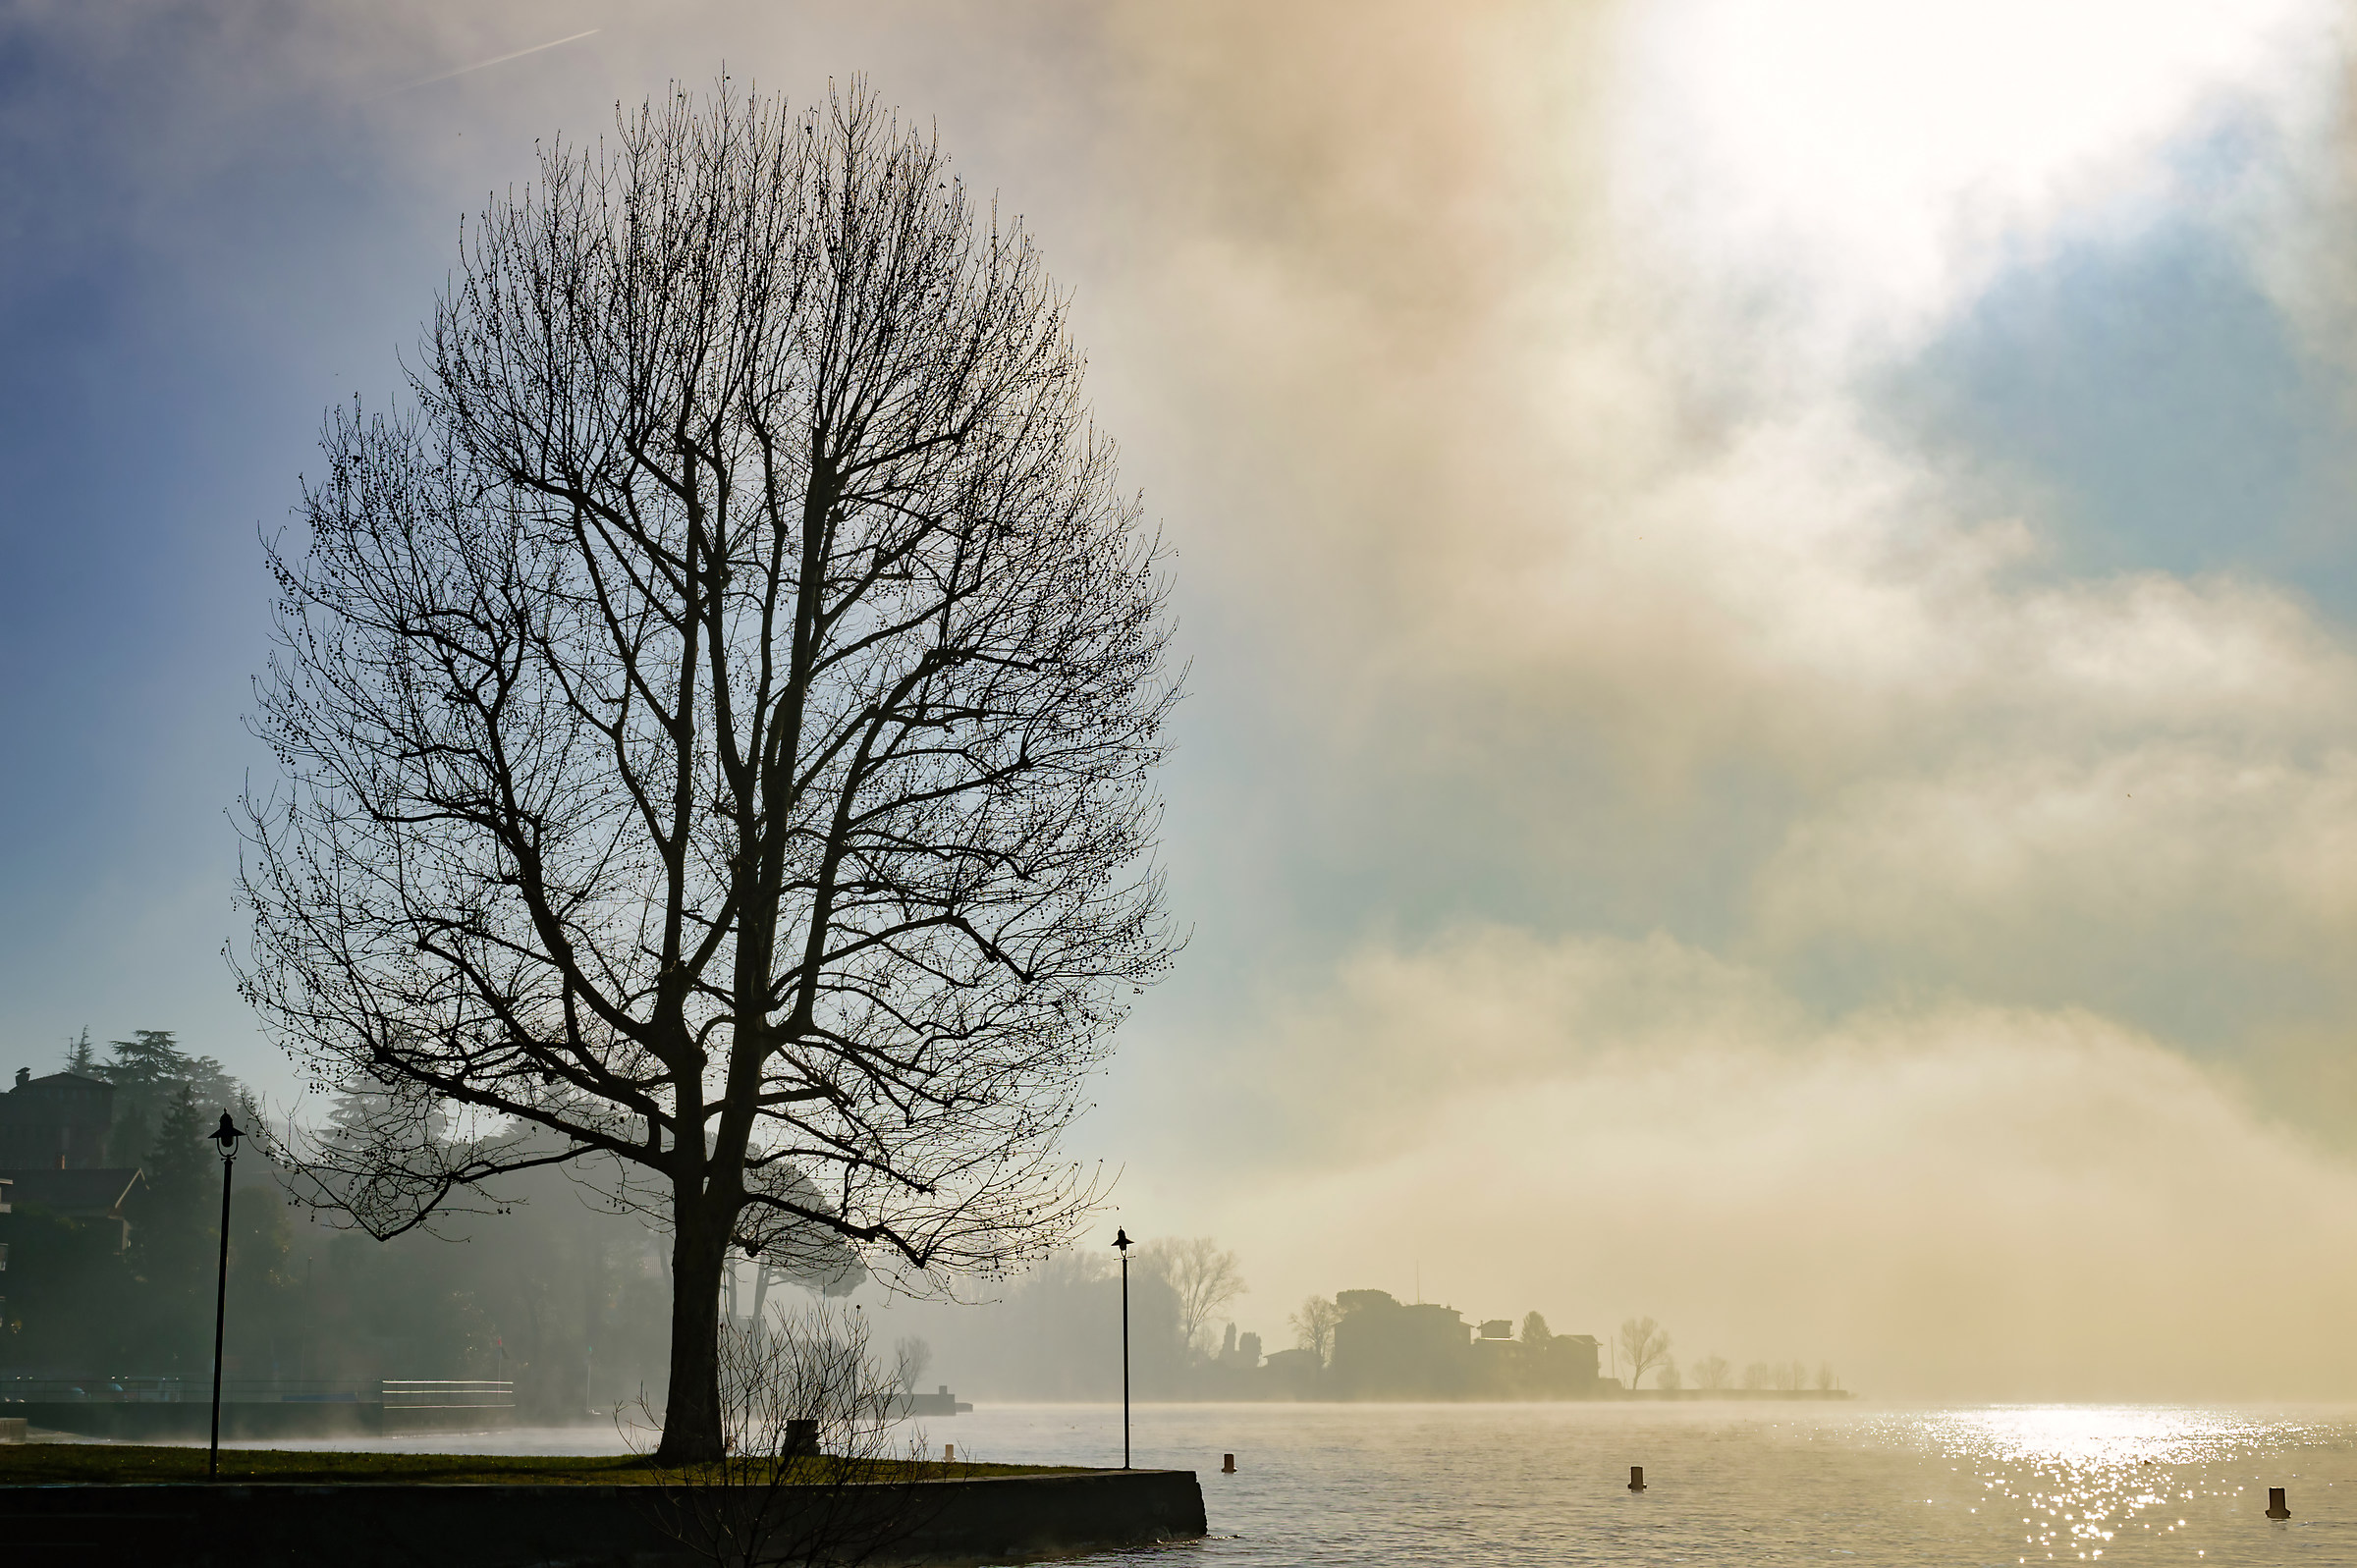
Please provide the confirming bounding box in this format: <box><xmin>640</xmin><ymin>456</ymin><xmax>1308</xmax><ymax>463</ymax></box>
<box><xmin>1153</xmin><ymin>927</ymin><xmax>2357</xmax><ymax>1400</ymax></box>
<box><xmin>1756</xmin><ymin>744</ymin><xmax>2357</xmax><ymax>976</ymax></box>
<box><xmin>1076</xmin><ymin>3</ymin><xmax>2357</xmax><ymax>1019</ymax></box>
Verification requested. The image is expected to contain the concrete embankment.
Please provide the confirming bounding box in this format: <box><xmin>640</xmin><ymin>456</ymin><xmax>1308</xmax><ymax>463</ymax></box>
<box><xmin>0</xmin><ymin>1468</ymin><xmax>1207</xmax><ymax>1567</ymax></box>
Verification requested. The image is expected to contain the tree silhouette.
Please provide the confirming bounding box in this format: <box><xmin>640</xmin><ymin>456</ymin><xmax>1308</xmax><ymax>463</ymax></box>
<box><xmin>239</xmin><ymin>82</ymin><xmax>1178</xmax><ymax>1461</ymax></box>
<box><xmin>1141</xmin><ymin>1237</ymin><xmax>1244</xmax><ymax>1357</ymax></box>
<box><xmin>1617</xmin><ymin>1316</ymin><xmax>1671</xmax><ymax>1390</ymax></box>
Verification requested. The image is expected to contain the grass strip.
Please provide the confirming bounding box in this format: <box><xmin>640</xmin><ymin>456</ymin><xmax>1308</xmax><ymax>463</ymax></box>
<box><xmin>0</xmin><ymin>1444</ymin><xmax>1083</xmax><ymax>1487</ymax></box>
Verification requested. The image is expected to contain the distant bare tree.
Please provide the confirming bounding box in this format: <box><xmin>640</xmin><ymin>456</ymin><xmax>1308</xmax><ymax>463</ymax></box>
<box><xmin>894</xmin><ymin>1335</ymin><xmax>933</xmax><ymax>1393</ymax></box>
<box><xmin>1693</xmin><ymin>1353</ymin><xmax>1731</xmax><ymax>1391</ymax></box>
<box><xmin>1656</xmin><ymin>1356</ymin><xmax>1682</xmax><ymax>1391</ymax></box>
<box><xmin>1742</xmin><ymin>1361</ymin><xmax>1771</xmax><ymax>1390</ymax></box>
<box><xmin>1772</xmin><ymin>1360</ymin><xmax>1796</xmax><ymax>1390</ymax></box>
<box><xmin>238</xmin><ymin>82</ymin><xmax>1179</xmax><ymax>1462</ymax></box>
<box><xmin>1141</xmin><ymin>1237</ymin><xmax>1244</xmax><ymax>1356</ymax></box>
<box><xmin>1617</xmin><ymin>1317</ymin><xmax>1670</xmax><ymax>1391</ymax></box>
<box><xmin>1289</xmin><ymin>1295</ymin><xmax>1342</xmax><ymax>1367</ymax></box>
<box><xmin>1815</xmin><ymin>1360</ymin><xmax>1836</xmax><ymax>1391</ymax></box>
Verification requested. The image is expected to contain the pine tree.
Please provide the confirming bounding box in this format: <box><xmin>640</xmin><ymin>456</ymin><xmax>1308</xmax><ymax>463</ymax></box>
<box><xmin>99</xmin><ymin>1030</ymin><xmax>185</xmax><ymax>1168</ymax></box>
<box><xmin>63</xmin><ymin>1026</ymin><xmax>95</xmax><ymax>1074</ymax></box>
<box><xmin>96</xmin><ymin>1030</ymin><xmax>246</xmax><ymax>1172</ymax></box>
<box><xmin>145</xmin><ymin>1085</ymin><xmax>214</xmax><ymax>1202</ymax></box>
<box><xmin>130</xmin><ymin>1085</ymin><xmax>217</xmax><ymax>1372</ymax></box>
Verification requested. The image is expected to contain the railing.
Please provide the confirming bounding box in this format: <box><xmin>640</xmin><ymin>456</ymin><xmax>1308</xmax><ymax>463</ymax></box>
<box><xmin>0</xmin><ymin>1377</ymin><xmax>514</xmax><ymax>1407</ymax></box>
<box><xmin>380</xmin><ymin>1380</ymin><xmax>513</xmax><ymax>1410</ymax></box>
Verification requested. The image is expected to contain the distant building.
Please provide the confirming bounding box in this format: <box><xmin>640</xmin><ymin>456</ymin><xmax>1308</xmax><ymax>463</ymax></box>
<box><xmin>0</xmin><ymin>1069</ymin><xmax>116</xmax><ymax>1168</ymax></box>
<box><xmin>1</xmin><ymin>1069</ymin><xmax>145</xmax><ymax>1253</ymax></box>
<box><xmin>903</xmin><ymin>1384</ymin><xmax>973</xmax><ymax>1416</ymax></box>
<box><xmin>0</xmin><ymin>1167</ymin><xmax>146</xmax><ymax>1254</ymax></box>
<box><xmin>1468</xmin><ymin>1325</ymin><xmax>1602</xmax><ymax>1396</ymax></box>
<box><xmin>1536</xmin><ymin>1332</ymin><xmax>1602</xmax><ymax>1391</ymax></box>
<box><xmin>1261</xmin><ymin>1346</ymin><xmax>1320</xmax><ymax>1377</ymax></box>
<box><xmin>1478</xmin><ymin>1319</ymin><xmax>1512</xmax><ymax>1339</ymax></box>
<box><xmin>1331</xmin><ymin>1289</ymin><xmax>1475</xmax><ymax>1398</ymax></box>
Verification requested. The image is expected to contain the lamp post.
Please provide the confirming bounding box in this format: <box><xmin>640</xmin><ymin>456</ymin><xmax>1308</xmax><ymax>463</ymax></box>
<box><xmin>204</xmin><ymin>1110</ymin><xmax>244</xmax><ymax>1482</ymax></box>
<box><xmin>1113</xmin><ymin>1227</ymin><xmax>1132</xmax><ymax>1470</ymax></box>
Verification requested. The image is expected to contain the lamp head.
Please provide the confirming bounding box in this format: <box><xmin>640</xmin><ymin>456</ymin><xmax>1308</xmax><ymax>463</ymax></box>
<box><xmin>1113</xmin><ymin>1227</ymin><xmax>1131</xmax><ymax>1253</ymax></box>
<box><xmin>207</xmin><ymin>1111</ymin><xmax>245</xmax><ymax>1159</ymax></box>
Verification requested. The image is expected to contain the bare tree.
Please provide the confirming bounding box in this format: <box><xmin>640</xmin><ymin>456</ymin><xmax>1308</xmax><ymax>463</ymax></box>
<box><xmin>1289</xmin><ymin>1295</ymin><xmax>1341</xmax><ymax>1367</ymax></box>
<box><xmin>1140</xmin><ymin>1237</ymin><xmax>1244</xmax><ymax>1357</ymax></box>
<box><xmin>894</xmin><ymin>1335</ymin><xmax>933</xmax><ymax>1393</ymax></box>
<box><xmin>1814</xmin><ymin>1360</ymin><xmax>1836</xmax><ymax>1392</ymax></box>
<box><xmin>238</xmin><ymin>82</ymin><xmax>1178</xmax><ymax>1461</ymax></box>
<box><xmin>1617</xmin><ymin>1316</ymin><xmax>1670</xmax><ymax>1391</ymax></box>
<box><xmin>1742</xmin><ymin>1360</ymin><xmax>1771</xmax><ymax>1390</ymax></box>
<box><xmin>1656</xmin><ymin>1356</ymin><xmax>1681</xmax><ymax>1391</ymax></box>
<box><xmin>1693</xmin><ymin>1353</ymin><xmax>1731</xmax><ymax>1391</ymax></box>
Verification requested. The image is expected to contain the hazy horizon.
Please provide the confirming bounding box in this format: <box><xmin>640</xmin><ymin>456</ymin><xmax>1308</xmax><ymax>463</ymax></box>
<box><xmin>7</xmin><ymin>1</ymin><xmax>2357</xmax><ymax>1404</ymax></box>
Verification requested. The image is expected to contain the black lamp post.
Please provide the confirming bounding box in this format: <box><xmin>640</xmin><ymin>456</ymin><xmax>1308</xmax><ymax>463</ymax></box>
<box><xmin>204</xmin><ymin>1110</ymin><xmax>245</xmax><ymax>1481</ymax></box>
<box><xmin>1112</xmin><ymin>1227</ymin><xmax>1132</xmax><ymax>1470</ymax></box>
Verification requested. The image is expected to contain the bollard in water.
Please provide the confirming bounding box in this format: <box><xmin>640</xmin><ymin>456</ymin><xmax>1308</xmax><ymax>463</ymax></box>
<box><xmin>1628</xmin><ymin>1465</ymin><xmax>1646</xmax><ymax>1492</ymax></box>
<box><xmin>1223</xmin><ymin>1453</ymin><xmax>1236</xmax><ymax>1473</ymax></box>
<box><xmin>2267</xmin><ymin>1487</ymin><xmax>2290</xmax><ymax>1519</ymax></box>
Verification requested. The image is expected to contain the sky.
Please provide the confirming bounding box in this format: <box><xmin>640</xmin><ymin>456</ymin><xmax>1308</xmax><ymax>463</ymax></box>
<box><xmin>5</xmin><ymin>0</ymin><xmax>2357</xmax><ymax>1400</ymax></box>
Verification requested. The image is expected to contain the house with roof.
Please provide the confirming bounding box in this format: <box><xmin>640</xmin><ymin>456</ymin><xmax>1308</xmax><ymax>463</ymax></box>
<box><xmin>0</xmin><ymin>1067</ymin><xmax>145</xmax><ymax>1252</ymax></box>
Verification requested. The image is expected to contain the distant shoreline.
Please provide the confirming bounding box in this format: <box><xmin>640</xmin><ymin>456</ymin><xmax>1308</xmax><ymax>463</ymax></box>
<box><xmin>915</xmin><ymin>1389</ymin><xmax>1860</xmax><ymax>1406</ymax></box>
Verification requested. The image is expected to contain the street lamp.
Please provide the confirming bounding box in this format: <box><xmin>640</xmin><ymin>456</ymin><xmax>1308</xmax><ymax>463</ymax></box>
<box><xmin>1113</xmin><ymin>1227</ymin><xmax>1132</xmax><ymax>1471</ymax></box>
<box><xmin>204</xmin><ymin>1110</ymin><xmax>245</xmax><ymax>1482</ymax></box>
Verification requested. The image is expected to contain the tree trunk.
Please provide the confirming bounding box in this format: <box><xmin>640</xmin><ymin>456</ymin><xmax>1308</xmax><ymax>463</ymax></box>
<box><xmin>655</xmin><ymin>1206</ymin><xmax>730</xmax><ymax>1462</ymax></box>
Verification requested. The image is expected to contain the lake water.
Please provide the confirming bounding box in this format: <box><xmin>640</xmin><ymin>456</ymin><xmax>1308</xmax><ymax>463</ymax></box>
<box><xmin>959</xmin><ymin>1402</ymin><xmax>2357</xmax><ymax>1567</ymax></box>
<box><xmin>214</xmin><ymin>1401</ymin><xmax>2357</xmax><ymax>1564</ymax></box>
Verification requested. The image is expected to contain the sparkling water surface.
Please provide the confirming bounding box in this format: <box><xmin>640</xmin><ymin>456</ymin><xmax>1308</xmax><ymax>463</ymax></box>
<box><xmin>191</xmin><ymin>1401</ymin><xmax>2357</xmax><ymax>1564</ymax></box>
<box><xmin>959</xmin><ymin>1403</ymin><xmax>2357</xmax><ymax>1567</ymax></box>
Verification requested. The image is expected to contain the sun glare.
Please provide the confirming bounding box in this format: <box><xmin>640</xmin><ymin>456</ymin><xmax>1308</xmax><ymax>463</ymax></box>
<box><xmin>1609</xmin><ymin>0</ymin><xmax>2338</xmax><ymax>353</ymax></box>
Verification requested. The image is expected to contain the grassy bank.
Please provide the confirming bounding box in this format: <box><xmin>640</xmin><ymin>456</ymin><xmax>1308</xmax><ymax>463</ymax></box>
<box><xmin>0</xmin><ymin>1444</ymin><xmax>1081</xmax><ymax>1487</ymax></box>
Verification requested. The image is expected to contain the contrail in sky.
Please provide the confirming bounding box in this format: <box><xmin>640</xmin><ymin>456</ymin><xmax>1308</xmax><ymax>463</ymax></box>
<box><xmin>379</xmin><ymin>27</ymin><xmax>602</xmax><ymax>98</ymax></box>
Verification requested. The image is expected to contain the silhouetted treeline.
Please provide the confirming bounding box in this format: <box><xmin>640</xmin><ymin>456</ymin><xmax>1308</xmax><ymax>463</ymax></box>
<box><xmin>1</xmin><ymin>1036</ymin><xmax>675</xmax><ymax>1419</ymax></box>
<box><xmin>3</xmin><ymin>1166</ymin><xmax>676</xmax><ymax>1419</ymax></box>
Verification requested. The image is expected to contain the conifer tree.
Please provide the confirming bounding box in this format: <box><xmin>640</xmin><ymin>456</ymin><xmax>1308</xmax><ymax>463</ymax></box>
<box><xmin>131</xmin><ymin>1085</ymin><xmax>218</xmax><ymax>1371</ymax></box>
<box><xmin>95</xmin><ymin>1030</ymin><xmax>245</xmax><ymax>1171</ymax></box>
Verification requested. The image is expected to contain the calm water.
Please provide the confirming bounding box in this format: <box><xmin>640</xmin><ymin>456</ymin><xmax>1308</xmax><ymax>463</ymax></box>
<box><xmin>209</xmin><ymin>1402</ymin><xmax>2357</xmax><ymax>1564</ymax></box>
<box><xmin>959</xmin><ymin>1403</ymin><xmax>2357</xmax><ymax>1567</ymax></box>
